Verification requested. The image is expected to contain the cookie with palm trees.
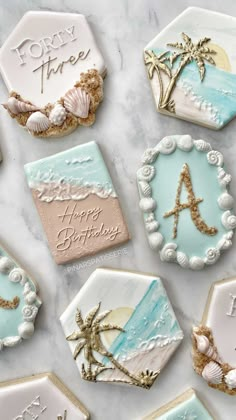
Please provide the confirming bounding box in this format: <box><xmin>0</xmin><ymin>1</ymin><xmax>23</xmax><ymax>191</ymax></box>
<box><xmin>144</xmin><ymin>7</ymin><xmax>236</xmax><ymax>129</ymax></box>
<box><xmin>60</xmin><ymin>268</ymin><xmax>183</xmax><ymax>389</ymax></box>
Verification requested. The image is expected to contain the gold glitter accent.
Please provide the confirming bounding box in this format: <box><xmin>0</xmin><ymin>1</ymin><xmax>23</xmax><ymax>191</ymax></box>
<box><xmin>144</xmin><ymin>33</ymin><xmax>217</xmax><ymax>113</ymax></box>
<box><xmin>57</xmin><ymin>410</ymin><xmax>67</xmax><ymax>420</ymax></box>
<box><xmin>163</xmin><ymin>163</ymin><xmax>218</xmax><ymax>238</ymax></box>
<box><xmin>0</xmin><ymin>296</ymin><xmax>20</xmax><ymax>309</ymax></box>
<box><xmin>67</xmin><ymin>303</ymin><xmax>159</xmax><ymax>388</ymax></box>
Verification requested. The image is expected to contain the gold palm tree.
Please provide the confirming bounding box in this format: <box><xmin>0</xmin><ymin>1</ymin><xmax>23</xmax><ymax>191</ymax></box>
<box><xmin>144</xmin><ymin>50</ymin><xmax>171</xmax><ymax>107</ymax></box>
<box><xmin>67</xmin><ymin>303</ymin><xmax>159</xmax><ymax>388</ymax></box>
<box><xmin>145</xmin><ymin>33</ymin><xmax>217</xmax><ymax>112</ymax></box>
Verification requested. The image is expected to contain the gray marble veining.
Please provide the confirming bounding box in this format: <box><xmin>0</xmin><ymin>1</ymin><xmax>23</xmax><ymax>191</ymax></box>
<box><xmin>0</xmin><ymin>0</ymin><xmax>236</xmax><ymax>419</ymax></box>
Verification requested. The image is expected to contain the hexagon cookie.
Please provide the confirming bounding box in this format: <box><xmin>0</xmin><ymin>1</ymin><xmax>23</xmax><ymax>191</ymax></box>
<box><xmin>144</xmin><ymin>7</ymin><xmax>236</xmax><ymax>129</ymax></box>
<box><xmin>0</xmin><ymin>245</ymin><xmax>41</xmax><ymax>350</ymax></box>
<box><xmin>137</xmin><ymin>135</ymin><xmax>236</xmax><ymax>270</ymax></box>
<box><xmin>0</xmin><ymin>373</ymin><xmax>89</xmax><ymax>419</ymax></box>
<box><xmin>0</xmin><ymin>11</ymin><xmax>106</xmax><ymax>137</ymax></box>
<box><xmin>60</xmin><ymin>268</ymin><xmax>183</xmax><ymax>389</ymax></box>
<box><xmin>192</xmin><ymin>277</ymin><xmax>236</xmax><ymax>395</ymax></box>
<box><xmin>143</xmin><ymin>388</ymin><xmax>213</xmax><ymax>419</ymax></box>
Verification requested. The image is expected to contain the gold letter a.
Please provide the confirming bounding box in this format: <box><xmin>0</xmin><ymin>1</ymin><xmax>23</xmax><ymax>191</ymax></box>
<box><xmin>163</xmin><ymin>163</ymin><xmax>218</xmax><ymax>239</ymax></box>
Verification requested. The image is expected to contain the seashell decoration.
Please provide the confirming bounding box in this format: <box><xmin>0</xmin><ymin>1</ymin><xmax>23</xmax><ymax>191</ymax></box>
<box><xmin>176</xmin><ymin>252</ymin><xmax>189</xmax><ymax>268</ymax></box>
<box><xmin>157</xmin><ymin>136</ymin><xmax>176</xmax><ymax>154</ymax></box>
<box><xmin>202</xmin><ymin>361</ymin><xmax>223</xmax><ymax>385</ymax></box>
<box><xmin>217</xmin><ymin>168</ymin><xmax>232</xmax><ymax>187</ymax></box>
<box><xmin>160</xmin><ymin>243</ymin><xmax>177</xmax><ymax>262</ymax></box>
<box><xmin>3</xmin><ymin>97</ymin><xmax>38</xmax><ymax>115</ymax></box>
<box><xmin>64</xmin><ymin>87</ymin><xmax>90</xmax><ymax>118</ymax></box>
<box><xmin>137</xmin><ymin>165</ymin><xmax>155</xmax><ymax>182</ymax></box>
<box><xmin>205</xmin><ymin>247</ymin><xmax>220</xmax><ymax>265</ymax></box>
<box><xmin>176</xmin><ymin>135</ymin><xmax>193</xmax><ymax>151</ymax></box>
<box><xmin>139</xmin><ymin>197</ymin><xmax>156</xmax><ymax>213</ymax></box>
<box><xmin>49</xmin><ymin>103</ymin><xmax>67</xmax><ymax>126</ymax></box>
<box><xmin>207</xmin><ymin>150</ymin><xmax>224</xmax><ymax>167</ymax></box>
<box><xmin>141</xmin><ymin>148</ymin><xmax>158</xmax><ymax>164</ymax></box>
<box><xmin>218</xmin><ymin>231</ymin><xmax>234</xmax><ymax>251</ymax></box>
<box><xmin>221</xmin><ymin>210</ymin><xmax>236</xmax><ymax>230</ymax></box>
<box><xmin>193</xmin><ymin>139</ymin><xmax>212</xmax><ymax>152</ymax></box>
<box><xmin>189</xmin><ymin>256</ymin><xmax>205</xmax><ymax>271</ymax></box>
<box><xmin>225</xmin><ymin>369</ymin><xmax>236</xmax><ymax>390</ymax></box>
<box><xmin>217</xmin><ymin>192</ymin><xmax>234</xmax><ymax>210</ymax></box>
<box><xmin>194</xmin><ymin>333</ymin><xmax>221</xmax><ymax>363</ymax></box>
<box><xmin>148</xmin><ymin>232</ymin><xmax>163</xmax><ymax>250</ymax></box>
<box><xmin>139</xmin><ymin>181</ymin><xmax>152</xmax><ymax>197</ymax></box>
<box><xmin>146</xmin><ymin>220</ymin><xmax>159</xmax><ymax>233</ymax></box>
<box><xmin>26</xmin><ymin>112</ymin><xmax>50</xmax><ymax>133</ymax></box>
<box><xmin>0</xmin><ymin>256</ymin><xmax>13</xmax><ymax>273</ymax></box>
<box><xmin>9</xmin><ymin>268</ymin><xmax>27</xmax><ymax>285</ymax></box>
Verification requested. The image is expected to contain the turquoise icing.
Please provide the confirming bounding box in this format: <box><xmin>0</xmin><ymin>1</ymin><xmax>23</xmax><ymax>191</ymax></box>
<box><xmin>156</xmin><ymin>392</ymin><xmax>213</xmax><ymax>420</ymax></box>
<box><xmin>0</xmin><ymin>248</ymin><xmax>37</xmax><ymax>339</ymax></box>
<box><xmin>24</xmin><ymin>141</ymin><xmax>115</xmax><ymax>191</ymax></box>
<box><xmin>150</xmin><ymin>147</ymin><xmax>227</xmax><ymax>258</ymax></box>
<box><xmin>151</xmin><ymin>47</ymin><xmax>236</xmax><ymax>126</ymax></box>
<box><xmin>103</xmin><ymin>279</ymin><xmax>182</xmax><ymax>363</ymax></box>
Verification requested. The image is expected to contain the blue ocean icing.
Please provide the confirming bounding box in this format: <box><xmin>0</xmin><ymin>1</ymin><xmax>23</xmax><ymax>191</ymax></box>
<box><xmin>24</xmin><ymin>141</ymin><xmax>115</xmax><ymax>191</ymax></box>
<box><xmin>152</xmin><ymin>47</ymin><xmax>236</xmax><ymax>126</ymax></box>
<box><xmin>0</xmin><ymin>248</ymin><xmax>37</xmax><ymax>339</ymax></box>
<box><xmin>157</xmin><ymin>391</ymin><xmax>213</xmax><ymax>420</ymax></box>
<box><xmin>150</xmin><ymin>147</ymin><xmax>227</xmax><ymax>258</ymax></box>
<box><xmin>103</xmin><ymin>279</ymin><xmax>182</xmax><ymax>363</ymax></box>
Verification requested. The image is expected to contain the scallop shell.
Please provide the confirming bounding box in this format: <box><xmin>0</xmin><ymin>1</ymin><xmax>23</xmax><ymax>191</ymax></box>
<box><xmin>64</xmin><ymin>87</ymin><xmax>90</xmax><ymax>118</ymax></box>
<box><xmin>194</xmin><ymin>333</ymin><xmax>221</xmax><ymax>362</ymax></box>
<box><xmin>193</xmin><ymin>139</ymin><xmax>211</xmax><ymax>152</ymax></box>
<box><xmin>148</xmin><ymin>232</ymin><xmax>163</xmax><ymax>250</ymax></box>
<box><xmin>49</xmin><ymin>103</ymin><xmax>67</xmax><ymax>126</ymax></box>
<box><xmin>225</xmin><ymin>369</ymin><xmax>236</xmax><ymax>390</ymax></box>
<box><xmin>139</xmin><ymin>197</ymin><xmax>156</xmax><ymax>212</ymax></box>
<box><xmin>189</xmin><ymin>256</ymin><xmax>205</xmax><ymax>270</ymax></box>
<box><xmin>139</xmin><ymin>181</ymin><xmax>151</xmax><ymax>197</ymax></box>
<box><xmin>3</xmin><ymin>97</ymin><xmax>38</xmax><ymax>115</ymax></box>
<box><xmin>202</xmin><ymin>361</ymin><xmax>223</xmax><ymax>384</ymax></box>
<box><xmin>26</xmin><ymin>112</ymin><xmax>50</xmax><ymax>133</ymax></box>
<box><xmin>217</xmin><ymin>192</ymin><xmax>234</xmax><ymax>210</ymax></box>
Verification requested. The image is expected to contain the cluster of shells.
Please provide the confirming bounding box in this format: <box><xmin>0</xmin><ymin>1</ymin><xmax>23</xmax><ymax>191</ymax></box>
<box><xmin>193</xmin><ymin>328</ymin><xmax>236</xmax><ymax>392</ymax></box>
<box><xmin>4</xmin><ymin>86</ymin><xmax>91</xmax><ymax>134</ymax></box>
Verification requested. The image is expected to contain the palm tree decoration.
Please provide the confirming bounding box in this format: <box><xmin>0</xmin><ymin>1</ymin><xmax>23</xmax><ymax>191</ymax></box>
<box><xmin>145</xmin><ymin>33</ymin><xmax>217</xmax><ymax>113</ymax></box>
<box><xmin>67</xmin><ymin>302</ymin><xmax>159</xmax><ymax>388</ymax></box>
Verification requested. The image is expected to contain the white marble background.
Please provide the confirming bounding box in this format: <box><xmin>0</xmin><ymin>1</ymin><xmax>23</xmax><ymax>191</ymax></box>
<box><xmin>0</xmin><ymin>0</ymin><xmax>235</xmax><ymax>419</ymax></box>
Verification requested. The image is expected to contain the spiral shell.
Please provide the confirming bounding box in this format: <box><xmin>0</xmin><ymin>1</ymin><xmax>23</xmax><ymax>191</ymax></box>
<box><xmin>148</xmin><ymin>232</ymin><xmax>163</xmax><ymax>250</ymax></box>
<box><xmin>4</xmin><ymin>97</ymin><xmax>38</xmax><ymax>115</ymax></box>
<box><xmin>49</xmin><ymin>103</ymin><xmax>67</xmax><ymax>126</ymax></box>
<box><xmin>64</xmin><ymin>87</ymin><xmax>90</xmax><ymax>118</ymax></box>
<box><xmin>176</xmin><ymin>135</ymin><xmax>193</xmax><ymax>151</ymax></box>
<box><xmin>141</xmin><ymin>148</ymin><xmax>158</xmax><ymax>164</ymax></box>
<box><xmin>22</xmin><ymin>305</ymin><xmax>38</xmax><ymax>322</ymax></box>
<box><xmin>176</xmin><ymin>252</ymin><xmax>189</xmax><ymax>268</ymax></box>
<box><xmin>9</xmin><ymin>268</ymin><xmax>27</xmax><ymax>284</ymax></box>
<box><xmin>202</xmin><ymin>361</ymin><xmax>223</xmax><ymax>384</ymax></box>
<box><xmin>193</xmin><ymin>139</ymin><xmax>211</xmax><ymax>152</ymax></box>
<box><xmin>194</xmin><ymin>333</ymin><xmax>221</xmax><ymax>362</ymax></box>
<box><xmin>139</xmin><ymin>197</ymin><xmax>156</xmax><ymax>212</ymax></box>
<box><xmin>189</xmin><ymin>256</ymin><xmax>205</xmax><ymax>270</ymax></box>
<box><xmin>207</xmin><ymin>150</ymin><xmax>224</xmax><ymax>167</ymax></box>
<box><xmin>222</xmin><ymin>211</ymin><xmax>236</xmax><ymax>230</ymax></box>
<box><xmin>160</xmin><ymin>243</ymin><xmax>177</xmax><ymax>262</ymax></box>
<box><xmin>157</xmin><ymin>136</ymin><xmax>176</xmax><ymax>154</ymax></box>
<box><xmin>217</xmin><ymin>192</ymin><xmax>234</xmax><ymax>210</ymax></box>
<box><xmin>26</xmin><ymin>112</ymin><xmax>50</xmax><ymax>133</ymax></box>
<box><xmin>0</xmin><ymin>256</ymin><xmax>13</xmax><ymax>273</ymax></box>
<box><xmin>137</xmin><ymin>165</ymin><xmax>155</xmax><ymax>182</ymax></box>
<box><xmin>217</xmin><ymin>168</ymin><xmax>232</xmax><ymax>187</ymax></box>
<box><xmin>146</xmin><ymin>220</ymin><xmax>159</xmax><ymax>233</ymax></box>
<box><xmin>205</xmin><ymin>248</ymin><xmax>220</xmax><ymax>265</ymax></box>
<box><xmin>139</xmin><ymin>181</ymin><xmax>151</xmax><ymax>197</ymax></box>
<box><xmin>225</xmin><ymin>369</ymin><xmax>236</xmax><ymax>390</ymax></box>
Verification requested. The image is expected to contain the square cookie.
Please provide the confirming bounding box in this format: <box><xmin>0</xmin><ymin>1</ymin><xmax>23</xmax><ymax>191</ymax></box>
<box><xmin>24</xmin><ymin>142</ymin><xmax>130</xmax><ymax>264</ymax></box>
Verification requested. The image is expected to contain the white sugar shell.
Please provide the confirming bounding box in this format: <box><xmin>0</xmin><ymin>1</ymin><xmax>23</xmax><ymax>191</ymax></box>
<box><xmin>49</xmin><ymin>103</ymin><xmax>67</xmax><ymax>126</ymax></box>
<box><xmin>218</xmin><ymin>192</ymin><xmax>234</xmax><ymax>210</ymax></box>
<box><xmin>193</xmin><ymin>139</ymin><xmax>211</xmax><ymax>152</ymax></box>
<box><xmin>64</xmin><ymin>87</ymin><xmax>90</xmax><ymax>118</ymax></box>
<box><xmin>176</xmin><ymin>252</ymin><xmax>189</xmax><ymax>268</ymax></box>
<box><xmin>0</xmin><ymin>256</ymin><xmax>13</xmax><ymax>273</ymax></box>
<box><xmin>4</xmin><ymin>97</ymin><xmax>38</xmax><ymax>115</ymax></box>
<box><xmin>139</xmin><ymin>197</ymin><xmax>156</xmax><ymax>212</ymax></box>
<box><xmin>222</xmin><ymin>211</ymin><xmax>236</xmax><ymax>230</ymax></box>
<box><xmin>225</xmin><ymin>369</ymin><xmax>236</xmax><ymax>390</ymax></box>
<box><xmin>189</xmin><ymin>256</ymin><xmax>205</xmax><ymax>270</ymax></box>
<box><xmin>202</xmin><ymin>361</ymin><xmax>223</xmax><ymax>384</ymax></box>
<box><xmin>26</xmin><ymin>112</ymin><xmax>50</xmax><ymax>133</ymax></box>
<box><xmin>207</xmin><ymin>150</ymin><xmax>224</xmax><ymax>166</ymax></box>
<box><xmin>148</xmin><ymin>232</ymin><xmax>163</xmax><ymax>250</ymax></box>
<box><xmin>194</xmin><ymin>333</ymin><xmax>221</xmax><ymax>362</ymax></box>
<box><xmin>139</xmin><ymin>181</ymin><xmax>152</xmax><ymax>197</ymax></box>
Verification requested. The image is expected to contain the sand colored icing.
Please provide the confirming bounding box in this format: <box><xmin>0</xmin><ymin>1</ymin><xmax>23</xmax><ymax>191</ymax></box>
<box><xmin>31</xmin><ymin>190</ymin><xmax>129</xmax><ymax>264</ymax></box>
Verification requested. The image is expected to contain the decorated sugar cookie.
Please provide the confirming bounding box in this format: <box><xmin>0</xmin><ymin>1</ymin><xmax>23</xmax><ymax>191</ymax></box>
<box><xmin>0</xmin><ymin>373</ymin><xmax>89</xmax><ymax>419</ymax></box>
<box><xmin>0</xmin><ymin>11</ymin><xmax>106</xmax><ymax>137</ymax></box>
<box><xmin>60</xmin><ymin>268</ymin><xmax>183</xmax><ymax>389</ymax></box>
<box><xmin>193</xmin><ymin>277</ymin><xmax>236</xmax><ymax>395</ymax></box>
<box><xmin>137</xmin><ymin>135</ymin><xmax>236</xmax><ymax>270</ymax></box>
<box><xmin>143</xmin><ymin>388</ymin><xmax>213</xmax><ymax>419</ymax></box>
<box><xmin>0</xmin><ymin>245</ymin><xmax>41</xmax><ymax>350</ymax></box>
<box><xmin>24</xmin><ymin>142</ymin><xmax>129</xmax><ymax>264</ymax></box>
<box><xmin>144</xmin><ymin>7</ymin><xmax>236</xmax><ymax>129</ymax></box>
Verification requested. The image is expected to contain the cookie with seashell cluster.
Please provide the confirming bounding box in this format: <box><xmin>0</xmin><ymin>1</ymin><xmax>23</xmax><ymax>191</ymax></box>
<box><xmin>0</xmin><ymin>11</ymin><xmax>106</xmax><ymax>137</ymax></box>
<box><xmin>0</xmin><ymin>244</ymin><xmax>42</xmax><ymax>351</ymax></box>
<box><xmin>192</xmin><ymin>277</ymin><xmax>236</xmax><ymax>395</ymax></box>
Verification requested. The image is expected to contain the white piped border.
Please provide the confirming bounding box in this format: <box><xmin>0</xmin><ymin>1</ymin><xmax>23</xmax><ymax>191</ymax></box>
<box><xmin>137</xmin><ymin>135</ymin><xmax>236</xmax><ymax>270</ymax></box>
<box><xmin>0</xmin><ymin>252</ymin><xmax>41</xmax><ymax>350</ymax></box>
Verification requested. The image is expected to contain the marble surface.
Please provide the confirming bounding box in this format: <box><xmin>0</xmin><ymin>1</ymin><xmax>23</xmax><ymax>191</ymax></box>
<box><xmin>0</xmin><ymin>1</ymin><xmax>236</xmax><ymax>419</ymax></box>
